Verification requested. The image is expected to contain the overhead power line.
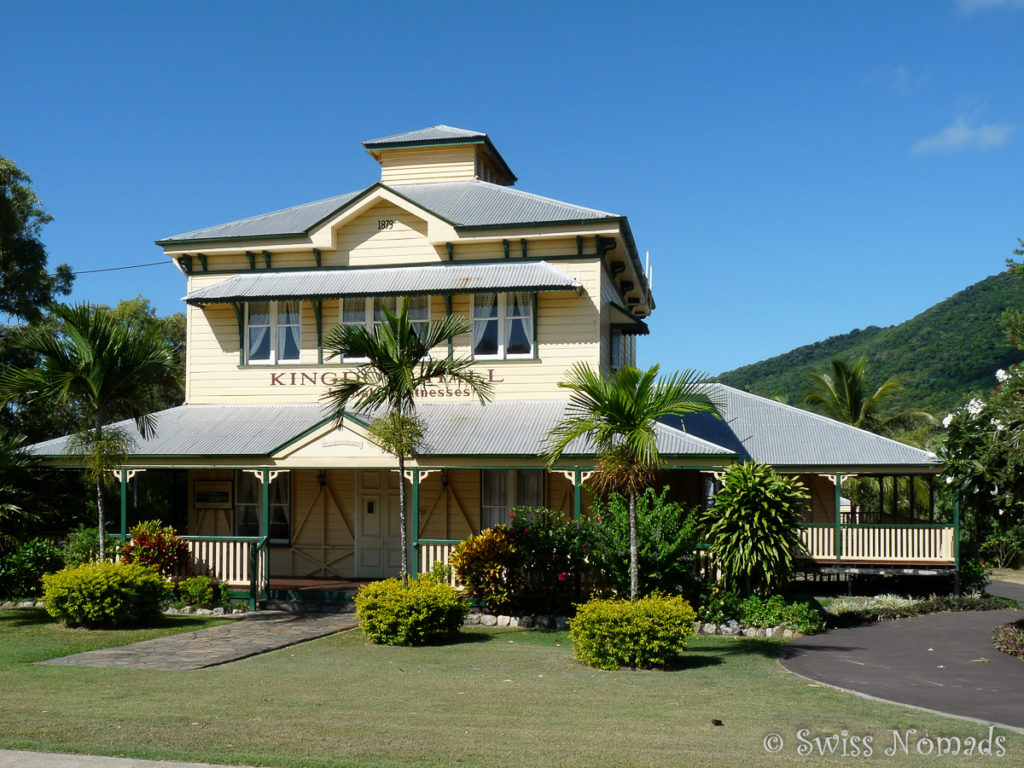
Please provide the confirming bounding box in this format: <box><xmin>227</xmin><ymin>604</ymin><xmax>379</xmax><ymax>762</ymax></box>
<box><xmin>61</xmin><ymin>261</ymin><xmax>171</xmax><ymax>276</ymax></box>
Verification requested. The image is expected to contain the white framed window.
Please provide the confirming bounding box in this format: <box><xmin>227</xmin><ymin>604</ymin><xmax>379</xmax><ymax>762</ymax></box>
<box><xmin>481</xmin><ymin>468</ymin><xmax>544</xmax><ymax>529</ymax></box>
<box><xmin>246</xmin><ymin>300</ymin><xmax>301</xmax><ymax>364</ymax></box>
<box><xmin>337</xmin><ymin>296</ymin><xmax>430</xmax><ymax>362</ymax></box>
<box><xmin>471</xmin><ymin>292</ymin><xmax>533</xmax><ymax>359</ymax></box>
<box><xmin>234</xmin><ymin>471</ymin><xmax>291</xmax><ymax>545</ymax></box>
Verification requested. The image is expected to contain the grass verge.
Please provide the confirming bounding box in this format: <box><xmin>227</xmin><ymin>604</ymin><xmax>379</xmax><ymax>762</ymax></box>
<box><xmin>1</xmin><ymin>609</ymin><xmax>1020</xmax><ymax>767</ymax></box>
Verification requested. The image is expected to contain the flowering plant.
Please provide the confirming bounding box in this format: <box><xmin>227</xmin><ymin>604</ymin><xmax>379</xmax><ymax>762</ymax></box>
<box><xmin>940</xmin><ymin>363</ymin><xmax>1024</xmax><ymax>546</ymax></box>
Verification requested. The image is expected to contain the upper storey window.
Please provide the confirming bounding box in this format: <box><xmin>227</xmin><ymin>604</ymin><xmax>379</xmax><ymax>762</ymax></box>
<box><xmin>338</xmin><ymin>296</ymin><xmax>430</xmax><ymax>362</ymax></box>
<box><xmin>472</xmin><ymin>292</ymin><xmax>533</xmax><ymax>359</ymax></box>
<box><xmin>246</xmin><ymin>301</ymin><xmax>301</xmax><ymax>364</ymax></box>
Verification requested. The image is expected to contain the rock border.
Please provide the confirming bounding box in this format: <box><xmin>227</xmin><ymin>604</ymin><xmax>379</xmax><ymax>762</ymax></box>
<box><xmin>461</xmin><ymin>611</ymin><xmax>802</xmax><ymax>638</ymax></box>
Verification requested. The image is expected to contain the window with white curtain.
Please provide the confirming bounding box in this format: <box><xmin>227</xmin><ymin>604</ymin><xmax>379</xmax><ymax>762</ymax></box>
<box><xmin>246</xmin><ymin>300</ymin><xmax>301</xmax><ymax>364</ymax></box>
<box><xmin>471</xmin><ymin>292</ymin><xmax>533</xmax><ymax>359</ymax></box>
<box><xmin>338</xmin><ymin>296</ymin><xmax>430</xmax><ymax>361</ymax></box>
<box><xmin>481</xmin><ymin>468</ymin><xmax>544</xmax><ymax>529</ymax></box>
<box><xmin>234</xmin><ymin>471</ymin><xmax>291</xmax><ymax>544</ymax></box>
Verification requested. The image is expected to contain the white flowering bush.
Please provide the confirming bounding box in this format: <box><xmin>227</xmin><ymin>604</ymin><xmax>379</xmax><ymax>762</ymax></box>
<box><xmin>940</xmin><ymin>362</ymin><xmax>1024</xmax><ymax>561</ymax></box>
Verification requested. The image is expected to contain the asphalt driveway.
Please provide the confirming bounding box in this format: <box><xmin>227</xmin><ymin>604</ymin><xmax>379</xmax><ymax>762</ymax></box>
<box><xmin>781</xmin><ymin>581</ymin><xmax>1024</xmax><ymax>730</ymax></box>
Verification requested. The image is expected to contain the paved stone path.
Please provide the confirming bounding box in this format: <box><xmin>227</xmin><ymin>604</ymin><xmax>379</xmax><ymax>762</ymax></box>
<box><xmin>781</xmin><ymin>582</ymin><xmax>1024</xmax><ymax>730</ymax></box>
<box><xmin>38</xmin><ymin>611</ymin><xmax>358</xmax><ymax>670</ymax></box>
<box><xmin>0</xmin><ymin>750</ymin><xmax>271</xmax><ymax>768</ymax></box>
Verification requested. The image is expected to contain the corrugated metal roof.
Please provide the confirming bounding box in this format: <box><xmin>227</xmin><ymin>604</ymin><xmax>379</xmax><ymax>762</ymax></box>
<box><xmin>158</xmin><ymin>181</ymin><xmax>618</xmax><ymax>245</ymax></box>
<box><xmin>413</xmin><ymin>400</ymin><xmax>736</xmax><ymax>458</ymax></box>
<box><xmin>185</xmin><ymin>261</ymin><xmax>582</xmax><ymax>304</ymax></box>
<box><xmin>28</xmin><ymin>404</ymin><xmax>331</xmax><ymax>458</ymax></box>
<box><xmin>676</xmin><ymin>384</ymin><xmax>941</xmax><ymax>470</ymax></box>
<box><xmin>362</xmin><ymin>125</ymin><xmax>487</xmax><ymax>147</ymax></box>
<box><xmin>157</xmin><ymin>189</ymin><xmax>366</xmax><ymax>245</ymax></box>
<box><xmin>394</xmin><ymin>182</ymin><xmax>618</xmax><ymax>227</ymax></box>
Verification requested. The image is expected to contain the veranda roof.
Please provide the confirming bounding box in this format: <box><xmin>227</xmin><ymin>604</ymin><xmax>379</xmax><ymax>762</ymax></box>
<box><xmin>28</xmin><ymin>404</ymin><xmax>331</xmax><ymax>459</ymax></box>
<box><xmin>677</xmin><ymin>384</ymin><xmax>942</xmax><ymax>473</ymax></box>
<box><xmin>27</xmin><ymin>401</ymin><xmax>735</xmax><ymax>462</ymax></box>
<box><xmin>184</xmin><ymin>261</ymin><xmax>582</xmax><ymax>305</ymax></box>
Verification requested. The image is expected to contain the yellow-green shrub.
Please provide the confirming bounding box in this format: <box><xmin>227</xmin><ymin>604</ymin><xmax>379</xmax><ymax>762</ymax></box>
<box><xmin>355</xmin><ymin>576</ymin><xmax>468</xmax><ymax>646</ymax></box>
<box><xmin>449</xmin><ymin>526</ymin><xmax>516</xmax><ymax>614</ymax></box>
<box><xmin>42</xmin><ymin>562</ymin><xmax>169</xmax><ymax>628</ymax></box>
<box><xmin>569</xmin><ymin>594</ymin><xmax>697</xmax><ymax>670</ymax></box>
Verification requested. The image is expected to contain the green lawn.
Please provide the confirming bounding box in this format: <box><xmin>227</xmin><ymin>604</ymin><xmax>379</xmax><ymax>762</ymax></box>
<box><xmin>1</xmin><ymin>609</ymin><xmax>1020</xmax><ymax>768</ymax></box>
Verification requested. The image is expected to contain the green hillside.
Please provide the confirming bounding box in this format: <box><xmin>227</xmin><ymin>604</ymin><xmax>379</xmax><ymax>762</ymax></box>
<box><xmin>717</xmin><ymin>271</ymin><xmax>1024</xmax><ymax>417</ymax></box>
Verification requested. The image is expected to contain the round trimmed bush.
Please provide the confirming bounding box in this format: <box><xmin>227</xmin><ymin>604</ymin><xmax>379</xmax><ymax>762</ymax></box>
<box><xmin>355</xmin><ymin>577</ymin><xmax>468</xmax><ymax>646</ymax></box>
<box><xmin>569</xmin><ymin>593</ymin><xmax>697</xmax><ymax>670</ymax></box>
<box><xmin>42</xmin><ymin>562</ymin><xmax>169</xmax><ymax>628</ymax></box>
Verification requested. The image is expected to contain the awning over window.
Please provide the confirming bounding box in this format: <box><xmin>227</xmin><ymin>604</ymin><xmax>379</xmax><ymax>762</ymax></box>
<box><xmin>185</xmin><ymin>261</ymin><xmax>582</xmax><ymax>305</ymax></box>
<box><xmin>609</xmin><ymin>302</ymin><xmax>650</xmax><ymax>336</ymax></box>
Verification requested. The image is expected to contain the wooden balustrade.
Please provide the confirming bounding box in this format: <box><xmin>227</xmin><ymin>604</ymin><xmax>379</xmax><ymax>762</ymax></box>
<box><xmin>181</xmin><ymin>537</ymin><xmax>267</xmax><ymax>590</ymax></box>
<box><xmin>798</xmin><ymin>525</ymin><xmax>954</xmax><ymax>565</ymax></box>
<box><xmin>417</xmin><ymin>541</ymin><xmax>460</xmax><ymax>588</ymax></box>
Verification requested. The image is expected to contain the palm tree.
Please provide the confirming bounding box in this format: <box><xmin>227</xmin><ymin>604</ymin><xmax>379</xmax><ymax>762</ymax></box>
<box><xmin>322</xmin><ymin>298</ymin><xmax>493</xmax><ymax>586</ymax></box>
<box><xmin>804</xmin><ymin>356</ymin><xmax>935</xmax><ymax>435</ymax></box>
<box><xmin>542</xmin><ymin>363</ymin><xmax>720</xmax><ymax>601</ymax></box>
<box><xmin>0</xmin><ymin>304</ymin><xmax>175</xmax><ymax>558</ymax></box>
<box><xmin>805</xmin><ymin>356</ymin><xmax>936</xmax><ymax>522</ymax></box>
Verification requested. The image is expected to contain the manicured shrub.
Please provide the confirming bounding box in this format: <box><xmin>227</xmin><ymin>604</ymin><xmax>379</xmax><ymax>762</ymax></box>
<box><xmin>174</xmin><ymin>575</ymin><xmax>229</xmax><ymax>609</ymax></box>
<box><xmin>121</xmin><ymin>520</ymin><xmax>189</xmax><ymax>577</ymax></box>
<box><xmin>42</xmin><ymin>562</ymin><xmax>169</xmax><ymax>628</ymax></box>
<box><xmin>569</xmin><ymin>593</ymin><xmax>697</xmax><ymax>670</ymax></box>
<box><xmin>589</xmin><ymin>487</ymin><xmax>702</xmax><ymax>599</ymax></box>
<box><xmin>702</xmin><ymin>462</ymin><xmax>809</xmax><ymax>596</ymax></box>
<box><xmin>355</xmin><ymin>576</ymin><xmax>468</xmax><ymax>646</ymax></box>
<box><xmin>449</xmin><ymin>526</ymin><xmax>517</xmax><ymax>614</ymax></box>
<box><xmin>0</xmin><ymin>538</ymin><xmax>64</xmax><ymax>599</ymax></box>
<box><xmin>993</xmin><ymin>619</ymin><xmax>1024</xmax><ymax>661</ymax></box>
<box><xmin>63</xmin><ymin>525</ymin><xmax>120</xmax><ymax>566</ymax></box>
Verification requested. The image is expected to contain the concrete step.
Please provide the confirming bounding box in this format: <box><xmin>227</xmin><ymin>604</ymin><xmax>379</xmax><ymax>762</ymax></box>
<box><xmin>259</xmin><ymin>596</ymin><xmax>355</xmax><ymax>614</ymax></box>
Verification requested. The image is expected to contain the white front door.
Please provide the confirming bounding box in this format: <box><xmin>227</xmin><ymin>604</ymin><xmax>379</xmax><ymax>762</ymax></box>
<box><xmin>357</xmin><ymin>472</ymin><xmax>403</xmax><ymax>578</ymax></box>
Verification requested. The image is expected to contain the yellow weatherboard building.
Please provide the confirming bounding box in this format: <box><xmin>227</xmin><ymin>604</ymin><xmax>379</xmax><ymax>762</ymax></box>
<box><xmin>33</xmin><ymin>125</ymin><xmax>952</xmax><ymax>601</ymax></box>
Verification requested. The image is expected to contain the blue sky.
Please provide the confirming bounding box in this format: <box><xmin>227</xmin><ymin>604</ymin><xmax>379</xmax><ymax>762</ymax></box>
<box><xmin>4</xmin><ymin>1</ymin><xmax>1023</xmax><ymax>374</ymax></box>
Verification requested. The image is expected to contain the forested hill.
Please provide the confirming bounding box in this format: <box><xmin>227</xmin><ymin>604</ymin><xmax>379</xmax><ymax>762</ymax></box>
<box><xmin>717</xmin><ymin>271</ymin><xmax>1024</xmax><ymax>417</ymax></box>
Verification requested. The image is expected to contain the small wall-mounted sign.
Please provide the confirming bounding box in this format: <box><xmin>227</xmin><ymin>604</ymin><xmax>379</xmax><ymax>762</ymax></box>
<box><xmin>194</xmin><ymin>481</ymin><xmax>232</xmax><ymax>509</ymax></box>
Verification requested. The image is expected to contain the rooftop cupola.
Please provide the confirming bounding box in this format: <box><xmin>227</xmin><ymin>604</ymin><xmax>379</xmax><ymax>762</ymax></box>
<box><xmin>362</xmin><ymin>125</ymin><xmax>517</xmax><ymax>186</ymax></box>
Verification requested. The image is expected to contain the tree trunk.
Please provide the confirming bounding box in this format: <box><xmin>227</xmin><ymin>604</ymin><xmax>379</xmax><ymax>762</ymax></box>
<box><xmin>96</xmin><ymin>474</ymin><xmax>106</xmax><ymax>561</ymax></box>
<box><xmin>95</xmin><ymin>417</ymin><xmax>106</xmax><ymax>561</ymax></box>
<box><xmin>629</xmin><ymin>489</ymin><xmax>639</xmax><ymax>601</ymax></box>
<box><xmin>398</xmin><ymin>453</ymin><xmax>409</xmax><ymax>588</ymax></box>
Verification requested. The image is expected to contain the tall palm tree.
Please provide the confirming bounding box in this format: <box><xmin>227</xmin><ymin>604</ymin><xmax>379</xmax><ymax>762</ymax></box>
<box><xmin>322</xmin><ymin>298</ymin><xmax>493</xmax><ymax>586</ymax></box>
<box><xmin>0</xmin><ymin>303</ymin><xmax>175</xmax><ymax>558</ymax></box>
<box><xmin>542</xmin><ymin>363</ymin><xmax>720</xmax><ymax>601</ymax></box>
<box><xmin>804</xmin><ymin>356</ymin><xmax>935</xmax><ymax>435</ymax></box>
